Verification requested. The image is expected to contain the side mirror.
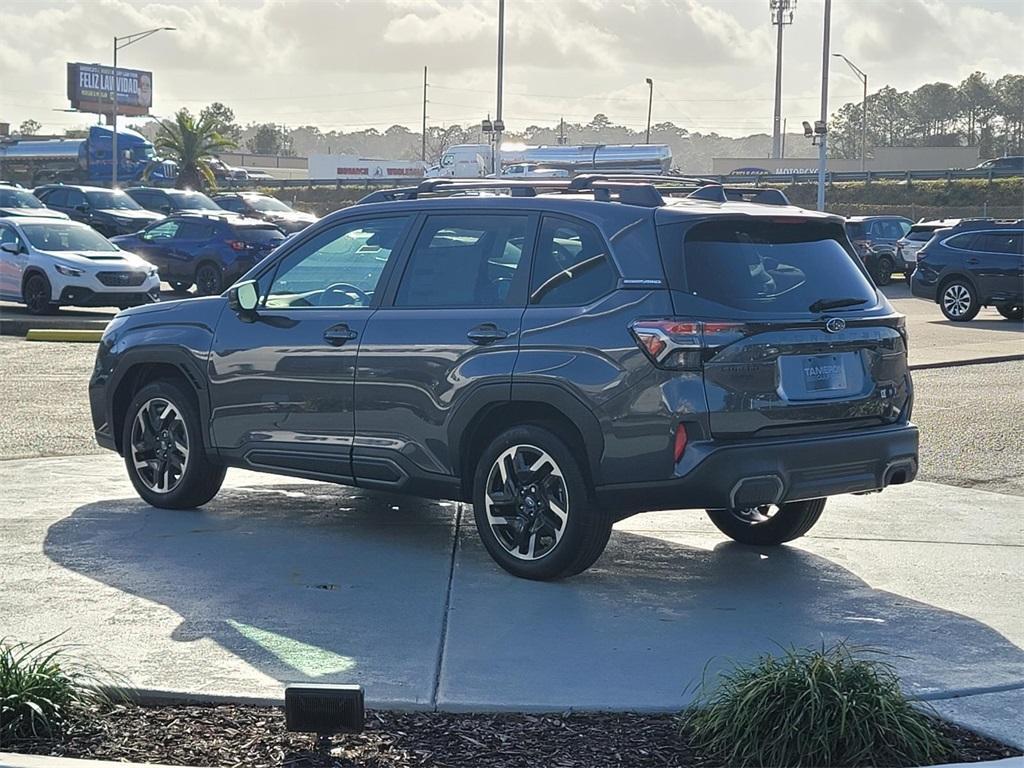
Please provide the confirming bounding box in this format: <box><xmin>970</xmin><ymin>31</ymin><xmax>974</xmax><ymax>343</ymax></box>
<box><xmin>1</xmin><ymin>242</ymin><xmax>20</xmax><ymax>254</ymax></box>
<box><xmin>75</xmin><ymin>204</ymin><xmax>89</xmax><ymax>213</ymax></box>
<box><xmin>228</xmin><ymin>279</ymin><xmax>260</xmax><ymax>314</ymax></box>
<box><xmin>160</xmin><ymin>205</ymin><xmax>172</xmax><ymax>215</ymax></box>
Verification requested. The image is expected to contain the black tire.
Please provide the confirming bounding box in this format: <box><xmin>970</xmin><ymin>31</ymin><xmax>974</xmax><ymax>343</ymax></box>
<box><xmin>996</xmin><ymin>302</ymin><xmax>1023</xmax><ymax>321</ymax></box>
<box><xmin>706</xmin><ymin>499</ymin><xmax>826</xmax><ymax>546</ymax></box>
<box><xmin>472</xmin><ymin>425</ymin><xmax>611</xmax><ymax>580</ymax></box>
<box><xmin>873</xmin><ymin>255</ymin><xmax>894</xmax><ymax>286</ymax></box>
<box><xmin>169</xmin><ymin>281</ymin><xmax>192</xmax><ymax>294</ymax></box>
<box><xmin>194</xmin><ymin>262</ymin><xmax>223</xmax><ymax>296</ymax></box>
<box><xmin>23</xmin><ymin>273</ymin><xmax>57</xmax><ymax>315</ymax></box>
<box><xmin>121</xmin><ymin>379</ymin><xmax>226</xmax><ymax>509</ymax></box>
<box><xmin>939</xmin><ymin>278</ymin><xmax>980</xmax><ymax>322</ymax></box>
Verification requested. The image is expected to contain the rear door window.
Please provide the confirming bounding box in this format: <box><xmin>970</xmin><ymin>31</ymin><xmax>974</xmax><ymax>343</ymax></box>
<box><xmin>175</xmin><ymin>220</ymin><xmax>215</xmax><ymax>240</ymax></box>
<box><xmin>907</xmin><ymin>226</ymin><xmax>939</xmax><ymax>242</ymax></box>
<box><xmin>845</xmin><ymin>221</ymin><xmax>866</xmax><ymax>240</ymax></box>
<box><xmin>679</xmin><ymin>219</ymin><xmax>875</xmax><ymax>314</ymax></box>
<box><xmin>975</xmin><ymin>231</ymin><xmax>1023</xmax><ymax>255</ymax></box>
<box><xmin>395</xmin><ymin>214</ymin><xmax>529</xmax><ymax>307</ymax></box>
<box><xmin>945</xmin><ymin>233</ymin><xmax>979</xmax><ymax>250</ymax></box>
<box><xmin>44</xmin><ymin>188</ymin><xmax>69</xmax><ymax>208</ymax></box>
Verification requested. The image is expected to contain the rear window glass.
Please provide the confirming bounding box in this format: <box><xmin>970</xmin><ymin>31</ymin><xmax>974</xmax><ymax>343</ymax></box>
<box><xmin>845</xmin><ymin>221</ymin><xmax>866</xmax><ymax>240</ymax></box>
<box><xmin>681</xmin><ymin>220</ymin><xmax>875</xmax><ymax>314</ymax></box>
<box><xmin>907</xmin><ymin>226</ymin><xmax>939</xmax><ymax>242</ymax></box>
<box><xmin>236</xmin><ymin>226</ymin><xmax>285</xmax><ymax>244</ymax></box>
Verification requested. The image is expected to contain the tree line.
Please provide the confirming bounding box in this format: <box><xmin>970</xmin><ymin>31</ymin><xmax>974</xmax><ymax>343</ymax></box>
<box><xmin>829</xmin><ymin>72</ymin><xmax>1023</xmax><ymax>160</ymax></box>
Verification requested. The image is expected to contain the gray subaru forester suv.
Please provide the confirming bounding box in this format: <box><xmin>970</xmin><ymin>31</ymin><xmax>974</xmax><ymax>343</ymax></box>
<box><xmin>89</xmin><ymin>176</ymin><xmax>918</xmax><ymax>580</ymax></box>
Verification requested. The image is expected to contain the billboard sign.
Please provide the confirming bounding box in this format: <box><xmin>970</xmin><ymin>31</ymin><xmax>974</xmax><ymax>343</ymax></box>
<box><xmin>67</xmin><ymin>62</ymin><xmax>153</xmax><ymax>117</ymax></box>
<box><xmin>308</xmin><ymin>154</ymin><xmax>426</xmax><ymax>180</ymax></box>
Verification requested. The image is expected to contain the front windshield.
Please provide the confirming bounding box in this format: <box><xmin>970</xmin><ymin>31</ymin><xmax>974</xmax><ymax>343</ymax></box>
<box><xmin>0</xmin><ymin>188</ymin><xmax>44</xmax><ymax>209</ymax></box>
<box><xmin>248</xmin><ymin>196</ymin><xmax>292</xmax><ymax>213</ymax></box>
<box><xmin>21</xmin><ymin>222</ymin><xmax>119</xmax><ymax>252</ymax></box>
<box><xmin>132</xmin><ymin>145</ymin><xmax>156</xmax><ymax>161</ymax></box>
<box><xmin>168</xmin><ymin>191</ymin><xmax>219</xmax><ymax>210</ymax></box>
<box><xmin>86</xmin><ymin>191</ymin><xmax>144</xmax><ymax>210</ymax></box>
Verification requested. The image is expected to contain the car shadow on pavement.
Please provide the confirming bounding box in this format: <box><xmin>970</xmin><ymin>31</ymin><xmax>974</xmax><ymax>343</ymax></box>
<box><xmin>42</xmin><ymin>483</ymin><xmax>1024</xmax><ymax>710</ymax></box>
<box><xmin>926</xmin><ymin>318</ymin><xmax>1024</xmax><ymax>332</ymax></box>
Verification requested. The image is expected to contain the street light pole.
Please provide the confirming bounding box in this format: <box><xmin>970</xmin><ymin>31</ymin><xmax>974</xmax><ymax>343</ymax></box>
<box><xmin>422</xmin><ymin>65</ymin><xmax>428</xmax><ymax>162</ymax></box>
<box><xmin>645</xmin><ymin>78</ymin><xmax>653</xmax><ymax>144</ymax></box>
<box><xmin>494</xmin><ymin>0</ymin><xmax>504</xmax><ymax>176</ymax></box>
<box><xmin>816</xmin><ymin>0</ymin><xmax>831</xmax><ymax>211</ymax></box>
<box><xmin>833</xmin><ymin>53</ymin><xmax>868</xmax><ymax>172</ymax></box>
<box><xmin>111</xmin><ymin>26</ymin><xmax>174</xmax><ymax>188</ymax></box>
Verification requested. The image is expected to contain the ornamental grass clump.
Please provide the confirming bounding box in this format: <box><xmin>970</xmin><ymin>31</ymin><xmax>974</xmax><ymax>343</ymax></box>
<box><xmin>0</xmin><ymin>636</ymin><xmax>113</xmax><ymax>744</ymax></box>
<box><xmin>682</xmin><ymin>643</ymin><xmax>952</xmax><ymax>767</ymax></box>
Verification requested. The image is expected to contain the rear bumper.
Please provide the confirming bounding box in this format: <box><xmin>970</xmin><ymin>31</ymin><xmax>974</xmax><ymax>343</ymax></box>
<box><xmin>594</xmin><ymin>424</ymin><xmax>919</xmax><ymax>517</ymax></box>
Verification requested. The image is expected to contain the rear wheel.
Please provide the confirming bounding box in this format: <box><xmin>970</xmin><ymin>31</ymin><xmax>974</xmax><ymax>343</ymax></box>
<box><xmin>472</xmin><ymin>426</ymin><xmax>611</xmax><ymax>580</ymax></box>
<box><xmin>872</xmin><ymin>255</ymin><xmax>894</xmax><ymax>286</ymax></box>
<box><xmin>194</xmin><ymin>263</ymin><xmax>223</xmax><ymax>296</ymax></box>
<box><xmin>940</xmin><ymin>279</ymin><xmax>980</xmax><ymax>322</ymax></box>
<box><xmin>23</xmin><ymin>273</ymin><xmax>57</xmax><ymax>315</ymax></box>
<box><xmin>122</xmin><ymin>380</ymin><xmax>226</xmax><ymax>509</ymax></box>
<box><xmin>706</xmin><ymin>499</ymin><xmax>826</xmax><ymax>546</ymax></box>
<box><xmin>996</xmin><ymin>303</ymin><xmax>1023</xmax><ymax>321</ymax></box>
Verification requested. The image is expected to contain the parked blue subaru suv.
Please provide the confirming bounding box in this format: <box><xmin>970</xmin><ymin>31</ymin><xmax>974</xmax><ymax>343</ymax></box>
<box><xmin>112</xmin><ymin>214</ymin><xmax>286</xmax><ymax>296</ymax></box>
<box><xmin>910</xmin><ymin>218</ymin><xmax>1023</xmax><ymax>322</ymax></box>
<box><xmin>89</xmin><ymin>177</ymin><xmax>918</xmax><ymax>580</ymax></box>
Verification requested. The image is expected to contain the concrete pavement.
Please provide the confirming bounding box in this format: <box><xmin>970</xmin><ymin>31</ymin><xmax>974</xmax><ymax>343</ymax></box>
<box><xmin>1</xmin><ymin>455</ymin><xmax>1021</xmax><ymax>747</ymax></box>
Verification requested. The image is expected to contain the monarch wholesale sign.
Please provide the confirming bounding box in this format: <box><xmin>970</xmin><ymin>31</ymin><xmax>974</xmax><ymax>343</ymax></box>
<box><xmin>308</xmin><ymin>154</ymin><xmax>426</xmax><ymax>180</ymax></box>
<box><xmin>66</xmin><ymin>62</ymin><xmax>153</xmax><ymax>117</ymax></box>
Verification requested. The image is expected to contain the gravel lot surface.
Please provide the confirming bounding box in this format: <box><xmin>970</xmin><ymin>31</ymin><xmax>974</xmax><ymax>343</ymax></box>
<box><xmin>0</xmin><ymin>336</ymin><xmax>1020</xmax><ymax>495</ymax></box>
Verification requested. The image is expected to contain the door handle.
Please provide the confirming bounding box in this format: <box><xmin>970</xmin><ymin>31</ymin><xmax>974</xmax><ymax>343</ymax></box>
<box><xmin>467</xmin><ymin>323</ymin><xmax>509</xmax><ymax>344</ymax></box>
<box><xmin>323</xmin><ymin>324</ymin><xmax>358</xmax><ymax>345</ymax></box>
<box><xmin>966</xmin><ymin>258</ymin><xmax>980</xmax><ymax>265</ymax></box>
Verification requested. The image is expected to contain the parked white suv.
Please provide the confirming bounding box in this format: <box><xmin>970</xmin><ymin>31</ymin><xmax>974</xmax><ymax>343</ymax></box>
<box><xmin>0</xmin><ymin>217</ymin><xmax>161</xmax><ymax>314</ymax></box>
<box><xmin>897</xmin><ymin>219</ymin><xmax>964</xmax><ymax>284</ymax></box>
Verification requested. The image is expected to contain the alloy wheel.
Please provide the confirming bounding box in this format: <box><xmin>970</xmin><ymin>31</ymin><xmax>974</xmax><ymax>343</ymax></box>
<box><xmin>195</xmin><ymin>265</ymin><xmax>221</xmax><ymax>296</ymax></box>
<box><xmin>484</xmin><ymin>444</ymin><xmax>569</xmax><ymax>561</ymax></box>
<box><xmin>942</xmin><ymin>283</ymin><xmax>972</xmax><ymax>317</ymax></box>
<box><xmin>25</xmin><ymin>276</ymin><xmax>50</xmax><ymax>314</ymax></box>
<box><xmin>727</xmin><ymin>505</ymin><xmax>779</xmax><ymax>526</ymax></box>
<box><xmin>130</xmin><ymin>397</ymin><xmax>190</xmax><ymax>494</ymax></box>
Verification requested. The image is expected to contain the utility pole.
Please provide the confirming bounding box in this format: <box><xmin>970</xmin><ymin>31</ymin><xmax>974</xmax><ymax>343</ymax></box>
<box><xmin>833</xmin><ymin>53</ymin><xmax>868</xmax><ymax>171</ymax></box>
<box><xmin>494</xmin><ymin>0</ymin><xmax>505</xmax><ymax>176</ymax></box>
<box><xmin>558</xmin><ymin>117</ymin><xmax>566</xmax><ymax>145</ymax></box>
<box><xmin>770</xmin><ymin>0</ymin><xmax>795</xmax><ymax>160</ymax></box>
<box><xmin>645</xmin><ymin>78</ymin><xmax>653</xmax><ymax>144</ymax></box>
<box><xmin>816</xmin><ymin>0</ymin><xmax>831</xmax><ymax>211</ymax></box>
<box><xmin>421</xmin><ymin>65</ymin><xmax>428</xmax><ymax>162</ymax></box>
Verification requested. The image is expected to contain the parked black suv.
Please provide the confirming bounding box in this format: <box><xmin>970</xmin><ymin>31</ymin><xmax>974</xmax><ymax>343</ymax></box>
<box><xmin>89</xmin><ymin>177</ymin><xmax>918</xmax><ymax>580</ymax></box>
<box><xmin>911</xmin><ymin>219</ymin><xmax>1023</xmax><ymax>321</ymax></box>
<box><xmin>124</xmin><ymin>187</ymin><xmax>230</xmax><ymax>217</ymax></box>
<box><xmin>34</xmin><ymin>184</ymin><xmax>164</xmax><ymax>236</ymax></box>
<box><xmin>845</xmin><ymin>215</ymin><xmax>912</xmax><ymax>286</ymax></box>
<box><xmin>211</xmin><ymin>192</ymin><xmax>318</xmax><ymax>234</ymax></box>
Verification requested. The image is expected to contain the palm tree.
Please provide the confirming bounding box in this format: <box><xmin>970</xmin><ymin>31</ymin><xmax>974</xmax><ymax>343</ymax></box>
<box><xmin>153</xmin><ymin>109</ymin><xmax>237</xmax><ymax>189</ymax></box>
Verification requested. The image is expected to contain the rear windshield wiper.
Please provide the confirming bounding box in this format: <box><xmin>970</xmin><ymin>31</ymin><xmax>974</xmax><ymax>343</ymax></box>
<box><xmin>808</xmin><ymin>297</ymin><xmax>870</xmax><ymax>313</ymax></box>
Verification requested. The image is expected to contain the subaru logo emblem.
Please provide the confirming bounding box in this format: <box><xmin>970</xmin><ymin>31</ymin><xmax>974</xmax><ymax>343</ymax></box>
<box><xmin>825</xmin><ymin>317</ymin><xmax>846</xmax><ymax>333</ymax></box>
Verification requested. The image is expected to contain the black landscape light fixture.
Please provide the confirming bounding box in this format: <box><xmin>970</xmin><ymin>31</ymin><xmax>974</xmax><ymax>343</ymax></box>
<box><xmin>285</xmin><ymin>683</ymin><xmax>365</xmax><ymax>754</ymax></box>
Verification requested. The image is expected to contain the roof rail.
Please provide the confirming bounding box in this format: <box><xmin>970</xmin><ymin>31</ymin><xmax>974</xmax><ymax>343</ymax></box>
<box><xmin>949</xmin><ymin>217</ymin><xmax>1022</xmax><ymax>229</ymax></box>
<box><xmin>687</xmin><ymin>185</ymin><xmax>728</xmax><ymax>203</ymax></box>
<box><xmin>358</xmin><ymin>178</ymin><xmax>571</xmax><ymax>204</ymax></box>
<box><xmin>568</xmin><ymin>173</ymin><xmax>717</xmax><ymax>191</ymax></box>
<box><xmin>590</xmin><ymin>182</ymin><xmax>665</xmax><ymax>207</ymax></box>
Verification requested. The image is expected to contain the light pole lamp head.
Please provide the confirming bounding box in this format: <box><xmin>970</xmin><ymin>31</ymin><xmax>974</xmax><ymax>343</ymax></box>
<box><xmin>645</xmin><ymin>77</ymin><xmax>653</xmax><ymax>86</ymax></box>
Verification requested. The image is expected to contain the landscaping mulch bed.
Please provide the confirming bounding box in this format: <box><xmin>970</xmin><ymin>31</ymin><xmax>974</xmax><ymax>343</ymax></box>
<box><xmin>4</xmin><ymin>703</ymin><xmax>1020</xmax><ymax>768</ymax></box>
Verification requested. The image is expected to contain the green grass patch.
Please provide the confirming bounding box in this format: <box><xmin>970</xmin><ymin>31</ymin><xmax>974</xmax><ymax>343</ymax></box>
<box><xmin>0</xmin><ymin>636</ymin><xmax>117</xmax><ymax>744</ymax></box>
<box><xmin>682</xmin><ymin>643</ymin><xmax>952</xmax><ymax>767</ymax></box>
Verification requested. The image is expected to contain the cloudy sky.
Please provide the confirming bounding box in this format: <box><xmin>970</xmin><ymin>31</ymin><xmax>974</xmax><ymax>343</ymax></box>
<box><xmin>2</xmin><ymin>0</ymin><xmax>1022</xmax><ymax>138</ymax></box>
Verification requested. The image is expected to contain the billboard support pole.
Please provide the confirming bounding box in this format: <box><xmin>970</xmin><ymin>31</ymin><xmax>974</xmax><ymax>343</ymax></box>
<box><xmin>111</xmin><ymin>37</ymin><xmax>118</xmax><ymax>188</ymax></box>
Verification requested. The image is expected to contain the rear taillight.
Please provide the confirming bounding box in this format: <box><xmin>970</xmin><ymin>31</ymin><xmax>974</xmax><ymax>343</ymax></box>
<box><xmin>228</xmin><ymin>240</ymin><xmax>248</xmax><ymax>251</ymax></box>
<box><xmin>630</xmin><ymin>319</ymin><xmax>750</xmax><ymax>370</ymax></box>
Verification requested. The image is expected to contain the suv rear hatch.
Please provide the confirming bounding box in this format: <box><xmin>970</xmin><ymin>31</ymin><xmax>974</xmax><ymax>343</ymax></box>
<box><xmin>653</xmin><ymin>217</ymin><xmax>910</xmax><ymax>439</ymax></box>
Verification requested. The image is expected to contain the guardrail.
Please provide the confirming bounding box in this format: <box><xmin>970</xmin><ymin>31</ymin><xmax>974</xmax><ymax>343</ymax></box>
<box><xmin>233</xmin><ymin>167</ymin><xmax>1023</xmax><ymax>190</ymax></box>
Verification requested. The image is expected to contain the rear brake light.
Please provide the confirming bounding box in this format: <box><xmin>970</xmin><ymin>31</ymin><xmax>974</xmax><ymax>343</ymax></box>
<box><xmin>630</xmin><ymin>319</ymin><xmax>750</xmax><ymax>370</ymax></box>
<box><xmin>228</xmin><ymin>240</ymin><xmax>248</xmax><ymax>251</ymax></box>
<box><xmin>673</xmin><ymin>423</ymin><xmax>688</xmax><ymax>463</ymax></box>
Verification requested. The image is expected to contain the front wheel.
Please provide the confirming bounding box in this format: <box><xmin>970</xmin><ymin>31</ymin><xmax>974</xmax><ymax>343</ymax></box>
<box><xmin>122</xmin><ymin>379</ymin><xmax>226</xmax><ymax>509</ymax></box>
<box><xmin>940</xmin><ymin>279</ymin><xmax>980</xmax><ymax>322</ymax></box>
<box><xmin>706</xmin><ymin>499</ymin><xmax>826</xmax><ymax>546</ymax></box>
<box><xmin>472</xmin><ymin>426</ymin><xmax>611</xmax><ymax>580</ymax></box>
<box><xmin>996</xmin><ymin>303</ymin><xmax>1023</xmax><ymax>321</ymax></box>
<box><xmin>169</xmin><ymin>281</ymin><xmax>192</xmax><ymax>294</ymax></box>
<box><xmin>23</xmin><ymin>273</ymin><xmax>57</xmax><ymax>315</ymax></box>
